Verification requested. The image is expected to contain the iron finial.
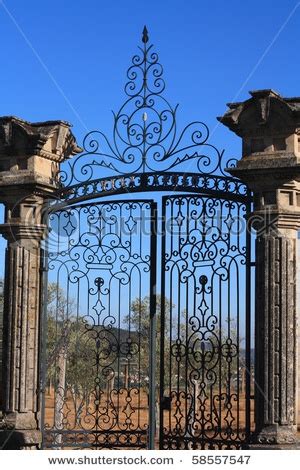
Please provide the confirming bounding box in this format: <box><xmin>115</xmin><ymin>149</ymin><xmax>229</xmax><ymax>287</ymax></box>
<box><xmin>142</xmin><ymin>26</ymin><xmax>149</xmax><ymax>44</ymax></box>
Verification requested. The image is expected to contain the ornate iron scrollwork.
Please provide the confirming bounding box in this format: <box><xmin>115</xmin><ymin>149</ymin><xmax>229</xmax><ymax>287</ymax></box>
<box><xmin>160</xmin><ymin>195</ymin><xmax>252</xmax><ymax>449</ymax></box>
<box><xmin>59</xmin><ymin>27</ymin><xmax>238</xmax><ymax>188</ymax></box>
<box><xmin>43</xmin><ymin>201</ymin><xmax>155</xmax><ymax>449</ymax></box>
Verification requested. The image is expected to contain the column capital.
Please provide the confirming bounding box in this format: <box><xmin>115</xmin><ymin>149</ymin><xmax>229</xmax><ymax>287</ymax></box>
<box><xmin>0</xmin><ymin>115</ymin><xmax>82</xmax><ymax>160</ymax></box>
<box><xmin>218</xmin><ymin>90</ymin><xmax>300</xmax><ymax>232</ymax></box>
<box><xmin>0</xmin><ymin>115</ymin><xmax>82</xmax><ymax>231</ymax></box>
<box><xmin>217</xmin><ymin>89</ymin><xmax>300</xmax><ymax>185</ymax></box>
<box><xmin>0</xmin><ymin>115</ymin><xmax>82</xmax><ymax>205</ymax></box>
<box><xmin>0</xmin><ymin>223</ymin><xmax>46</xmax><ymax>242</ymax></box>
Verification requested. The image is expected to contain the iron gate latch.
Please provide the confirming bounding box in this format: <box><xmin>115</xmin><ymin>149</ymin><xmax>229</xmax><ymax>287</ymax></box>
<box><xmin>161</xmin><ymin>396</ymin><xmax>171</xmax><ymax>410</ymax></box>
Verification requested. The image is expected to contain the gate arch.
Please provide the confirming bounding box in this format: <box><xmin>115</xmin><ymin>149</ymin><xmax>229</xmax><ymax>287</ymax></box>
<box><xmin>41</xmin><ymin>28</ymin><xmax>254</xmax><ymax>449</ymax></box>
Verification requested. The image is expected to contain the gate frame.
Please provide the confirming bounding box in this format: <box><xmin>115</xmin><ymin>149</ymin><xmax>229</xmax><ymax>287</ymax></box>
<box><xmin>40</xmin><ymin>197</ymin><xmax>158</xmax><ymax>450</ymax></box>
<box><xmin>40</xmin><ymin>177</ymin><xmax>253</xmax><ymax>450</ymax></box>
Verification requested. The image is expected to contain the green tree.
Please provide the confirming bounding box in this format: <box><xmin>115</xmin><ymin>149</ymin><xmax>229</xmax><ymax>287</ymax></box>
<box><xmin>46</xmin><ymin>283</ymin><xmax>99</xmax><ymax>432</ymax></box>
<box><xmin>46</xmin><ymin>283</ymin><xmax>99</xmax><ymax>393</ymax></box>
<box><xmin>179</xmin><ymin>309</ymin><xmax>244</xmax><ymax>394</ymax></box>
<box><xmin>123</xmin><ymin>295</ymin><xmax>172</xmax><ymax>387</ymax></box>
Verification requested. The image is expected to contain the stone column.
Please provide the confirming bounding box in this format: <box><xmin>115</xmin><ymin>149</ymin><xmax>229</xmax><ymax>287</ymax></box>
<box><xmin>0</xmin><ymin>116</ymin><xmax>81</xmax><ymax>449</ymax></box>
<box><xmin>218</xmin><ymin>89</ymin><xmax>300</xmax><ymax>448</ymax></box>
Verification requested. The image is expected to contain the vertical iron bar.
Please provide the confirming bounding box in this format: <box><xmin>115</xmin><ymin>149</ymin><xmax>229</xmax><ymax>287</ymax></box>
<box><xmin>159</xmin><ymin>197</ymin><xmax>166</xmax><ymax>449</ymax></box>
<box><xmin>149</xmin><ymin>201</ymin><xmax>157</xmax><ymax>449</ymax></box>
<box><xmin>245</xmin><ymin>195</ymin><xmax>252</xmax><ymax>444</ymax></box>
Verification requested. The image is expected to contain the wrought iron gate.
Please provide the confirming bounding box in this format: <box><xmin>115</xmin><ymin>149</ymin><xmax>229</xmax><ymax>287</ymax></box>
<box><xmin>41</xmin><ymin>28</ymin><xmax>253</xmax><ymax>450</ymax></box>
<box><xmin>41</xmin><ymin>200</ymin><xmax>157</xmax><ymax>449</ymax></box>
<box><xmin>159</xmin><ymin>194</ymin><xmax>252</xmax><ymax>449</ymax></box>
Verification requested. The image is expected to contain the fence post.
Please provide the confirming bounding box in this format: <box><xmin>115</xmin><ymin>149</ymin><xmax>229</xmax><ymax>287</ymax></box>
<box><xmin>218</xmin><ymin>89</ymin><xmax>300</xmax><ymax>448</ymax></box>
<box><xmin>0</xmin><ymin>116</ymin><xmax>81</xmax><ymax>449</ymax></box>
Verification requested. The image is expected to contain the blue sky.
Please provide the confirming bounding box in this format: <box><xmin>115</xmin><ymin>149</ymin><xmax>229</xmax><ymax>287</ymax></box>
<box><xmin>0</xmin><ymin>0</ymin><xmax>300</xmax><ymax>277</ymax></box>
<box><xmin>0</xmin><ymin>0</ymin><xmax>299</xmax><ymax>148</ymax></box>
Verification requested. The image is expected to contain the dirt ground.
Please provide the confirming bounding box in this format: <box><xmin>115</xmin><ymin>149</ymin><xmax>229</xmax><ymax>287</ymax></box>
<box><xmin>44</xmin><ymin>387</ymin><xmax>255</xmax><ymax>449</ymax></box>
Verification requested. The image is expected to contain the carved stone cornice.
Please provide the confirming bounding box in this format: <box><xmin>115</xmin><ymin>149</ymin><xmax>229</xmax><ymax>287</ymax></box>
<box><xmin>251</xmin><ymin>211</ymin><xmax>300</xmax><ymax>233</ymax></box>
<box><xmin>0</xmin><ymin>174</ymin><xmax>62</xmax><ymax>195</ymax></box>
<box><xmin>227</xmin><ymin>162</ymin><xmax>300</xmax><ymax>189</ymax></box>
<box><xmin>219</xmin><ymin>90</ymin><xmax>300</xmax><ymax>196</ymax></box>
<box><xmin>217</xmin><ymin>89</ymin><xmax>300</xmax><ymax>137</ymax></box>
<box><xmin>0</xmin><ymin>223</ymin><xmax>46</xmax><ymax>242</ymax></box>
<box><xmin>0</xmin><ymin>116</ymin><xmax>82</xmax><ymax>161</ymax></box>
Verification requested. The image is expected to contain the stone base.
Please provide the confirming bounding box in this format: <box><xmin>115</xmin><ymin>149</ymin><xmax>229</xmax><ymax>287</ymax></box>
<box><xmin>249</xmin><ymin>425</ymin><xmax>300</xmax><ymax>450</ymax></box>
<box><xmin>249</xmin><ymin>442</ymin><xmax>300</xmax><ymax>450</ymax></box>
<box><xmin>0</xmin><ymin>412</ymin><xmax>41</xmax><ymax>449</ymax></box>
<box><xmin>0</xmin><ymin>429</ymin><xmax>41</xmax><ymax>450</ymax></box>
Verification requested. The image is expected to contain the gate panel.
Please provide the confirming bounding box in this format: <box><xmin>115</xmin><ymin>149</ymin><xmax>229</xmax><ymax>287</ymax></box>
<box><xmin>160</xmin><ymin>194</ymin><xmax>252</xmax><ymax>449</ymax></box>
<box><xmin>42</xmin><ymin>200</ymin><xmax>156</xmax><ymax>449</ymax></box>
